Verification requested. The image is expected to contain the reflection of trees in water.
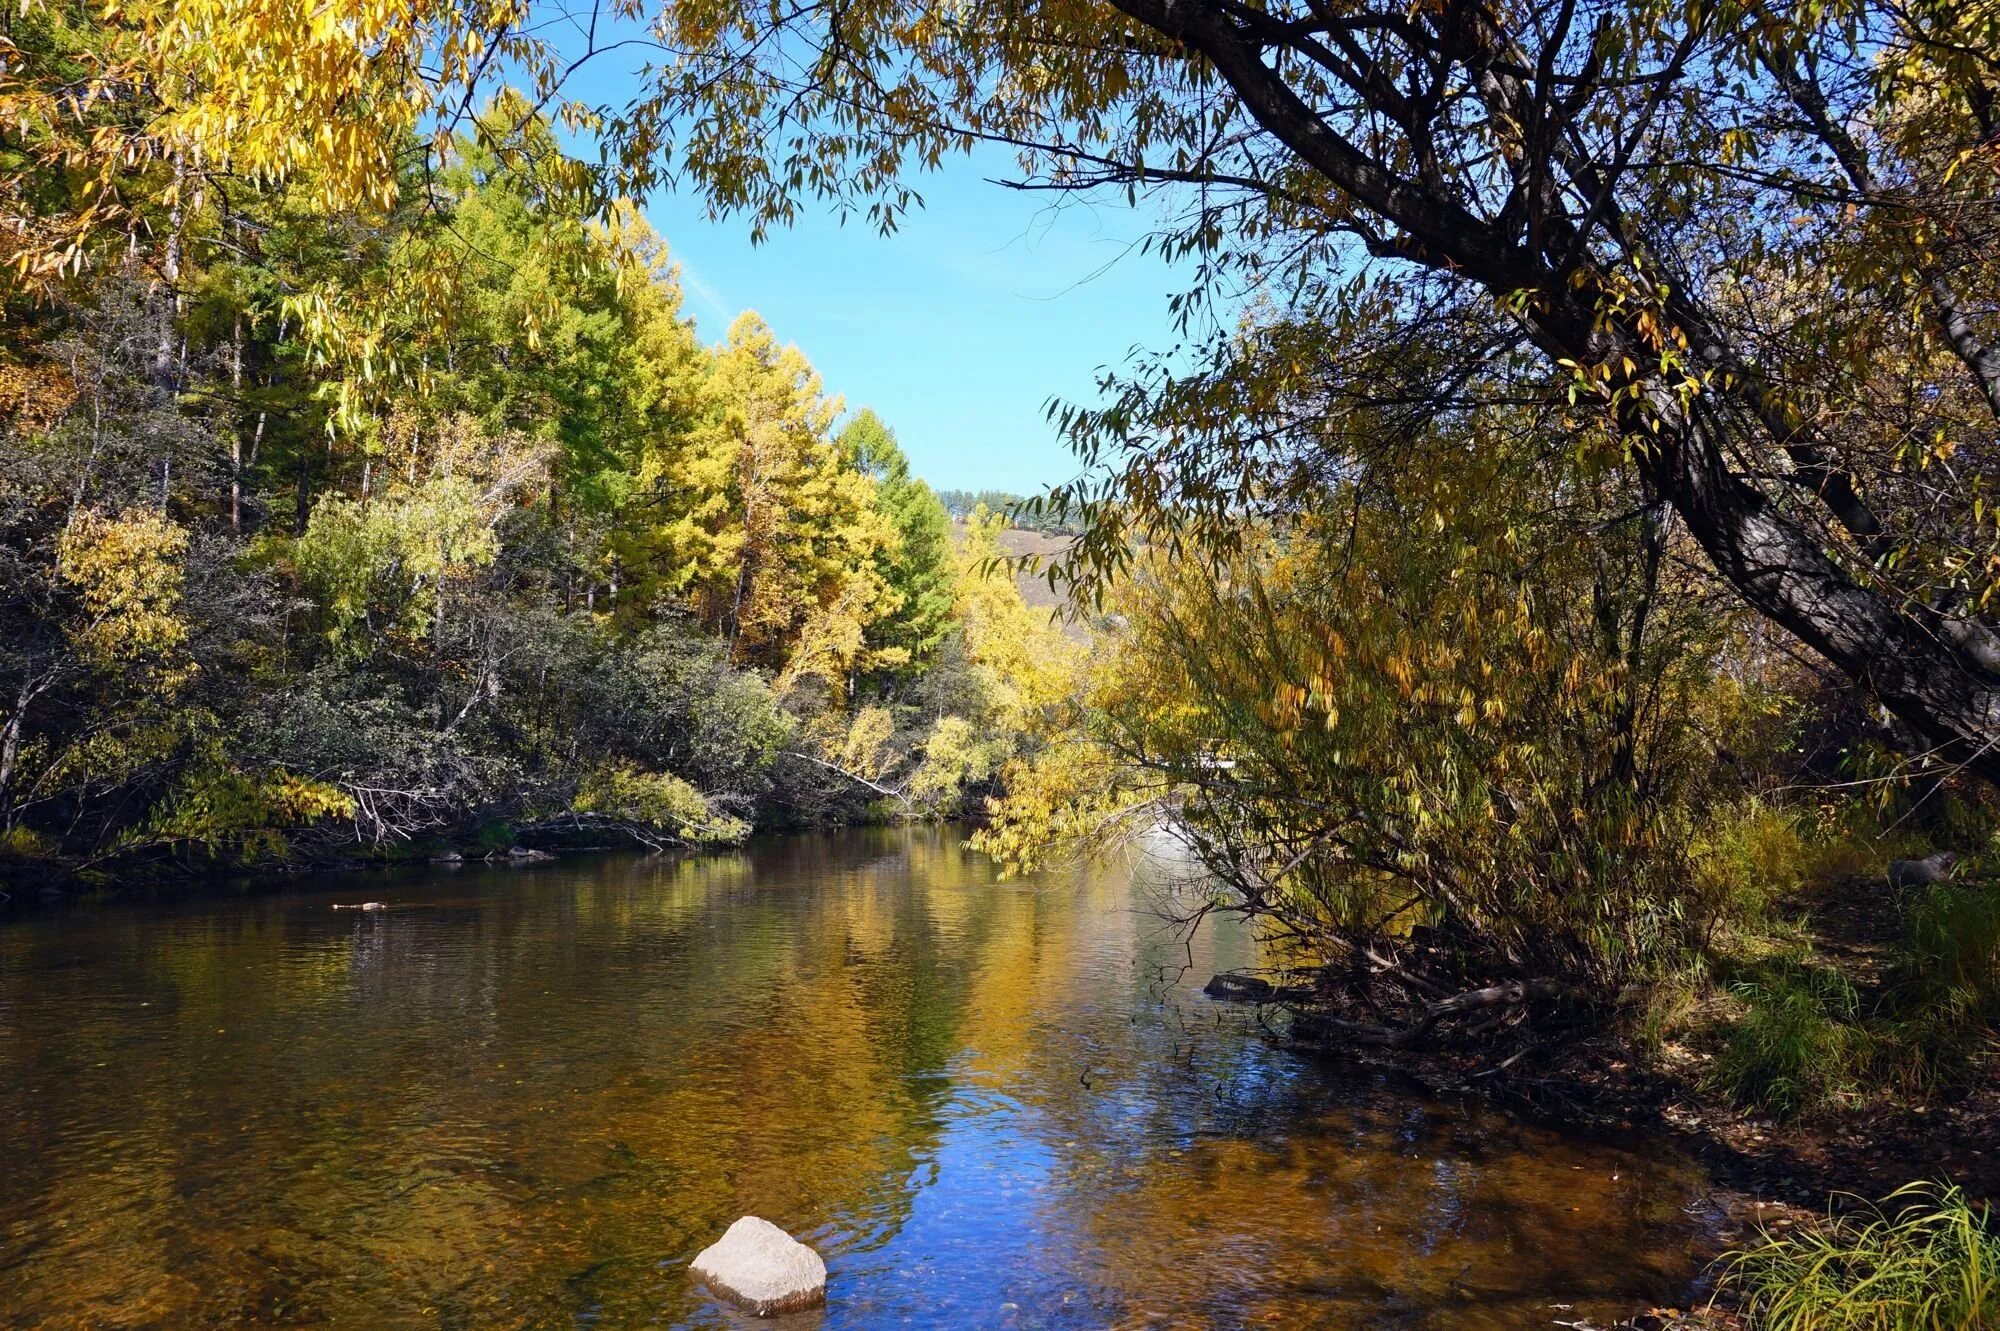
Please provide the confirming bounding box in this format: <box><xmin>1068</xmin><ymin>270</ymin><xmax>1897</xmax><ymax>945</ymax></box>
<box><xmin>1050</xmin><ymin>1053</ymin><xmax>1710</xmax><ymax>1329</ymax></box>
<box><xmin>0</xmin><ymin>832</ymin><xmax>1712</xmax><ymax>1330</ymax></box>
<box><xmin>926</xmin><ymin>845</ymin><xmax>1713</xmax><ymax>1330</ymax></box>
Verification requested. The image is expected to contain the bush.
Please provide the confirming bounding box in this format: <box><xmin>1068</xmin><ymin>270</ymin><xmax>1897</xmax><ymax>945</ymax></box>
<box><xmin>1719</xmin><ymin>1181</ymin><xmax>1999</xmax><ymax>1330</ymax></box>
<box><xmin>1865</xmin><ymin>880</ymin><xmax>2000</xmax><ymax>1096</ymax></box>
<box><xmin>1630</xmin><ymin>966</ymin><xmax>1705</xmax><ymax>1051</ymax></box>
<box><xmin>1691</xmin><ymin>802</ymin><xmax>1813</xmax><ymax>937</ymax></box>
<box><xmin>0</xmin><ymin>824</ymin><xmax>54</xmax><ymax>862</ymax></box>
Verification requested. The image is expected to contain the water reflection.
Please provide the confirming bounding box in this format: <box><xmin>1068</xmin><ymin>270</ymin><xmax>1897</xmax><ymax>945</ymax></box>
<box><xmin>0</xmin><ymin>829</ymin><xmax>1717</xmax><ymax>1329</ymax></box>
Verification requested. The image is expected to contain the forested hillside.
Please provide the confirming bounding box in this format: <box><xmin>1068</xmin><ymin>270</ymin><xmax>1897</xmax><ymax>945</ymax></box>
<box><xmin>0</xmin><ymin>85</ymin><xmax>1072</xmax><ymax>879</ymax></box>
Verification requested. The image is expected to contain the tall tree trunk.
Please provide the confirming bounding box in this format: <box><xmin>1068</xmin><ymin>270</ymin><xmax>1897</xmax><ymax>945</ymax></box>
<box><xmin>155</xmin><ymin>152</ymin><xmax>186</xmax><ymax>510</ymax></box>
<box><xmin>1627</xmin><ymin>385</ymin><xmax>2000</xmax><ymax>784</ymax></box>
<box><xmin>0</xmin><ymin>671</ymin><xmax>52</xmax><ymax>830</ymax></box>
<box><xmin>230</xmin><ymin>313</ymin><xmax>244</xmax><ymax>532</ymax></box>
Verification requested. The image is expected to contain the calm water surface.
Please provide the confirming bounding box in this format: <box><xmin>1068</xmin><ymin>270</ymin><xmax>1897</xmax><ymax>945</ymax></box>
<box><xmin>1</xmin><ymin>829</ymin><xmax>1721</xmax><ymax>1329</ymax></box>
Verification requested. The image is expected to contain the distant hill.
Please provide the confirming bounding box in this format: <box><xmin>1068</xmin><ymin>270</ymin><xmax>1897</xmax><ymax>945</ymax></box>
<box><xmin>952</xmin><ymin>520</ymin><xmax>1072</xmax><ymax>612</ymax></box>
<box><xmin>932</xmin><ymin>488</ymin><xmax>1084</xmax><ymax>537</ymax></box>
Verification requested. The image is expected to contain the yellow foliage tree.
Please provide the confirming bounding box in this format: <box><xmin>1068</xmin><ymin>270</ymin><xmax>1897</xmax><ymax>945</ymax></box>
<box><xmin>626</xmin><ymin>312</ymin><xmax>902</xmax><ymax>678</ymax></box>
<box><xmin>951</xmin><ymin>506</ymin><xmax>1073</xmax><ymax>730</ymax></box>
<box><xmin>56</xmin><ymin>508</ymin><xmax>197</xmax><ymax>696</ymax></box>
<box><xmin>287</xmin><ymin>411</ymin><xmax>549</xmax><ymax>650</ymax></box>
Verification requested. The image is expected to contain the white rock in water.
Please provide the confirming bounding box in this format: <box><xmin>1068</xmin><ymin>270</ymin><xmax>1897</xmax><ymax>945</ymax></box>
<box><xmin>689</xmin><ymin>1216</ymin><xmax>827</xmax><ymax>1316</ymax></box>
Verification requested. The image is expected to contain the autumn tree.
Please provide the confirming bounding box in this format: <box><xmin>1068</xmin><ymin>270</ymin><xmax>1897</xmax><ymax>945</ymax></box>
<box><xmin>669</xmin><ymin>314</ymin><xmax>901</xmax><ymax>675</ymax></box>
<box><xmin>70</xmin><ymin>0</ymin><xmax>2000</xmax><ymax>786</ymax></box>
<box><xmin>0</xmin><ymin>74</ymin><xmax>960</xmax><ymax>867</ymax></box>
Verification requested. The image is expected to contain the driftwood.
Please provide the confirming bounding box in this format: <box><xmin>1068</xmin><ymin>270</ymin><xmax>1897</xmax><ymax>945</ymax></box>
<box><xmin>1204</xmin><ymin>973</ymin><xmax>1274</xmax><ymax>1001</ymax></box>
<box><xmin>1202</xmin><ymin>972</ymin><xmax>1315</xmax><ymax>1003</ymax></box>
<box><xmin>512</xmin><ymin>812</ymin><xmax>685</xmax><ymax>852</ymax></box>
<box><xmin>1291</xmin><ymin>978</ymin><xmax>1570</xmax><ymax>1049</ymax></box>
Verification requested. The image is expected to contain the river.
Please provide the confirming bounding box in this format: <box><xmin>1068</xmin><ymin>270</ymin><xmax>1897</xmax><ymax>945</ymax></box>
<box><xmin>0</xmin><ymin>828</ymin><xmax>1722</xmax><ymax>1329</ymax></box>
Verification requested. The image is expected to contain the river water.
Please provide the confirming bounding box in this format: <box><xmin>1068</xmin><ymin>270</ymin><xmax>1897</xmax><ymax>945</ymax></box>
<box><xmin>0</xmin><ymin>828</ymin><xmax>1722</xmax><ymax>1329</ymax></box>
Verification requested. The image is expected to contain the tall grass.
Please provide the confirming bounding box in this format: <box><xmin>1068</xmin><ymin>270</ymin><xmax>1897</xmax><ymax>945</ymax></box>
<box><xmin>1897</xmin><ymin>881</ymin><xmax>2000</xmax><ymax>1026</ymax></box>
<box><xmin>1708</xmin><ymin>957</ymin><xmax>1870</xmax><ymax>1118</ymax></box>
<box><xmin>1719</xmin><ymin>1182</ymin><xmax>1999</xmax><ymax>1330</ymax></box>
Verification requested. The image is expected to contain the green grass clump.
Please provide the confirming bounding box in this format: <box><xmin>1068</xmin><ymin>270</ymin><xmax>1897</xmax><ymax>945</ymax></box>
<box><xmin>1719</xmin><ymin>1182</ymin><xmax>1999</xmax><ymax>1330</ymax></box>
<box><xmin>1708</xmin><ymin>957</ymin><xmax>1870</xmax><ymax>1118</ymax></box>
<box><xmin>1897</xmin><ymin>880</ymin><xmax>2000</xmax><ymax>1027</ymax></box>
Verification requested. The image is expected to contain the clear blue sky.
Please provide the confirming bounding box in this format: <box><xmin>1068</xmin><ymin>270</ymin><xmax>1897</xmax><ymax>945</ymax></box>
<box><xmin>638</xmin><ymin>156</ymin><xmax>1185</xmax><ymax>494</ymax></box>
<box><xmin>534</xmin><ymin>15</ymin><xmax>1198</xmax><ymax>495</ymax></box>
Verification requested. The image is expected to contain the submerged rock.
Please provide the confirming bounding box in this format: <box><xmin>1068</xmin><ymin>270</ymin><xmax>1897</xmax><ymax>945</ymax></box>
<box><xmin>690</xmin><ymin>1216</ymin><xmax>826</xmax><ymax>1316</ymax></box>
<box><xmin>504</xmin><ymin>846</ymin><xmax>555</xmax><ymax>863</ymax></box>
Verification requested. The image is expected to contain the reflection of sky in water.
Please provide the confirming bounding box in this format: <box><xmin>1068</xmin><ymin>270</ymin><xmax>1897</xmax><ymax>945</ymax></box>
<box><xmin>0</xmin><ymin>829</ymin><xmax>1722</xmax><ymax>1331</ymax></box>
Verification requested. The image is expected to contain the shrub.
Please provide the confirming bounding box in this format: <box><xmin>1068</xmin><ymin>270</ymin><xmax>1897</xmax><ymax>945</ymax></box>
<box><xmin>570</xmin><ymin>763</ymin><xmax>751</xmax><ymax>846</ymax></box>
<box><xmin>0</xmin><ymin>824</ymin><xmax>53</xmax><ymax>861</ymax></box>
<box><xmin>1625</xmin><ymin>958</ymin><xmax>1708</xmax><ymax>1052</ymax></box>
<box><xmin>1691</xmin><ymin>802</ymin><xmax>1813</xmax><ymax>937</ymax></box>
<box><xmin>1866</xmin><ymin>880</ymin><xmax>2000</xmax><ymax>1095</ymax></box>
<box><xmin>1718</xmin><ymin>1181</ymin><xmax>1999</xmax><ymax>1330</ymax></box>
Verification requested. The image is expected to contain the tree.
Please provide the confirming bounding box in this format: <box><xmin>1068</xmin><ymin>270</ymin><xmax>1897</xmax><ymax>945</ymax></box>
<box><xmin>658</xmin><ymin>314</ymin><xmax>901</xmax><ymax>675</ymax></box>
<box><xmin>979</xmin><ymin>414</ymin><xmax>1768</xmax><ymax>1000</ymax></box>
<box><xmin>840</xmin><ymin>409</ymin><xmax>957</xmax><ymax>672</ymax></box>
<box><xmin>113</xmin><ymin>0</ymin><xmax>2000</xmax><ymax>782</ymax></box>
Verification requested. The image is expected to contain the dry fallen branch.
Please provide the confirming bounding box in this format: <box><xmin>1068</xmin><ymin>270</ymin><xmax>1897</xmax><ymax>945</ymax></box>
<box><xmin>1295</xmin><ymin>977</ymin><xmax>1572</xmax><ymax>1049</ymax></box>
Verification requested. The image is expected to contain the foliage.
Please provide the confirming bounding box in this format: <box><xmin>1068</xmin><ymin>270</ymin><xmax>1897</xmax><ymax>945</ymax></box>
<box><xmin>1897</xmin><ymin>881</ymin><xmax>2000</xmax><ymax>1029</ymax></box>
<box><xmin>144</xmin><ymin>763</ymin><xmax>356</xmax><ymax>860</ymax></box>
<box><xmin>0</xmin><ymin>101</ymin><xmax>1058</xmax><ymax>874</ymax></box>
<box><xmin>570</xmin><ymin>763</ymin><xmax>750</xmax><ymax>846</ymax></box>
<box><xmin>776</xmin><ymin>509</ymin><xmax>1081</xmax><ymax>823</ymax></box>
<box><xmin>1872</xmin><ymin>879</ymin><xmax>2000</xmax><ymax>1090</ymax></box>
<box><xmin>973</xmin><ymin>738</ymin><xmax>1140</xmax><ymax>875</ymax></box>
<box><xmin>905</xmin><ymin>715</ymin><xmax>999</xmax><ymax>812</ymax></box>
<box><xmin>1719</xmin><ymin>1182</ymin><xmax>2000</xmax><ymax>1331</ymax></box>
<box><xmin>951</xmin><ymin>507</ymin><xmax>1074</xmax><ymax>729</ymax></box>
<box><xmin>14</xmin><ymin>0</ymin><xmax>2000</xmax><ymax>790</ymax></box>
<box><xmin>984</xmin><ymin>424</ymin><xmax>1756</xmax><ymax>992</ymax></box>
<box><xmin>55</xmin><ymin>509</ymin><xmax>196</xmax><ymax>692</ymax></box>
<box><xmin>844</xmin><ymin>410</ymin><xmax>958</xmax><ymax>670</ymax></box>
<box><xmin>1709</xmin><ymin>957</ymin><xmax>1872</xmax><ymax>1119</ymax></box>
<box><xmin>1701</xmin><ymin>870</ymin><xmax>2000</xmax><ymax>1118</ymax></box>
<box><xmin>1690</xmin><ymin>804</ymin><xmax>1808</xmax><ymax>936</ymax></box>
<box><xmin>291</xmin><ymin>476</ymin><xmax>502</xmax><ymax>652</ymax></box>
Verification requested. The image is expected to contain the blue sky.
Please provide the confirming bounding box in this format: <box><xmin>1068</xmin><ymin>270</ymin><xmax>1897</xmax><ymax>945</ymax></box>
<box><xmin>533</xmin><ymin>12</ymin><xmax>1200</xmax><ymax>495</ymax></box>
<box><xmin>638</xmin><ymin>155</ymin><xmax>1186</xmax><ymax>494</ymax></box>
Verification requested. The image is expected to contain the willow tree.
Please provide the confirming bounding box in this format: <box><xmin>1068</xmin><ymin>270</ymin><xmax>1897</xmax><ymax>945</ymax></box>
<box><xmin>621</xmin><ymin>0</ymin><xmax>2000</xmax><ymax>780</ymax></box>
<box><xmin>28</xmin><ymin>0</ymin><xmax>2000</xmax><ymax>777</ymax></box>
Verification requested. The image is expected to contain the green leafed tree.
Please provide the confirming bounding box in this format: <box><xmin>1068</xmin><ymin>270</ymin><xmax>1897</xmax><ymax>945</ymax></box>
<box><xmin>841</xmin><ymin>409</ymin><xmax>958</xmax><ymax>673</ymax></box>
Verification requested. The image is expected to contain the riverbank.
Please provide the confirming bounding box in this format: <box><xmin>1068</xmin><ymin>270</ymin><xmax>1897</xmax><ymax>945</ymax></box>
<box><xmin>1230</xmin><ymin>896</ymin><xmax>2000</xmax><ymax>1331</ymax></box>
<box><xmin>1286</xmin><ymin>1018</ymin><xmax>1981</xmax><ymax>1219</ymax></box>
<box><xmin>0</xmin><ymin>840</ymin><xmax>588</xmax><ymax>910</ymax></box>
<box><xmin>1215</xmin><ymin>846</ymin><xmax>2000</xmax><ymax>1226</ymax></box>
<box><xmin>1262</xmin><ymin>1012</ymin><xmax>1991</xmax><ymax>1331</ymax></box>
